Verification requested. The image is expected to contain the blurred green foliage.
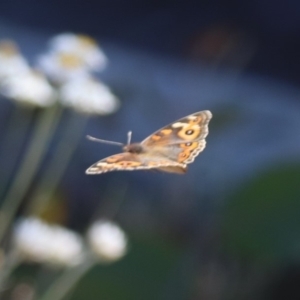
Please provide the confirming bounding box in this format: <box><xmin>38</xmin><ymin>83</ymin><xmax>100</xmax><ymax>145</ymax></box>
<box><xmin>223</xmin><ymin>164</ymin><xmax>300</xmax><ymax>265</ymax></box>
<box><xmin>71</xmin><ymin>236</ymin><xmax>182</xmax><ymax>300</ymax></box>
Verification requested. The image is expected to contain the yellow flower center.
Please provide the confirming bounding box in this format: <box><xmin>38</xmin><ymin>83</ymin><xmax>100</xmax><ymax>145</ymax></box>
<box><xmin>0</xmin><ymin>40</ymin><xmax>19</xmax><ymax>57</ymax></box>
<box><xmin>58</xmin><ymin>53</ymin><xmax>84</xmax><ymax>69</ymax></box>
<box><xmin>77</xmin><ymin>35</ymin><xmax>97</xmax><ymax>50</ymax></box>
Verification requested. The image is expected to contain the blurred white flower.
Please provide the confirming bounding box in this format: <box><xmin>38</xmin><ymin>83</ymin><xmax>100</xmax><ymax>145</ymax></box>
<box><xmin>36</xmin><ymin>33</ymin><xmax>107</xmax><ymax>83</ymax></box>
<box><xmin>59</xmin><ymin>76</ymin><xmax>120</xmax><ymax>115</ymax></box>
<box><xmin>13</xmin><ymin>218</ymin><xmax>84</xmax><ymax>267</ymax></box>
<box><xmin>0</xmin><ymin>70</ymin><xmax>56</xmax><ymax>107</ymax></box>
<box><xmin>37</xmin><ymin>52</ymin><xmax>90</xmax><ymax>83</ymax></box>
<box><xmin>49</xmin><ymin>33</ymin><xmax>107</xmax><ymax>72</ymax></box>
<box><xmin>87</xmin><ymin>220</ymin><xmax>127</xmax><ymax>262</ymax></box>
<box><xmin>0</xmin><ymin>40</ymin><xmax>30</xmax><ymax>79</ymax></box>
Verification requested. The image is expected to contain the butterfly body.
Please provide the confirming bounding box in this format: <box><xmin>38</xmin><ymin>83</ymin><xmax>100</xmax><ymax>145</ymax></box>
<box><xmin>86</xmin><ymin>110</ymin><xmax>212</xmax><ymax>175</ymax></box>
<box><xmin>123</xmin><ymin>143</ymin><xmax>145</xmax><ymax>154</ymax></box>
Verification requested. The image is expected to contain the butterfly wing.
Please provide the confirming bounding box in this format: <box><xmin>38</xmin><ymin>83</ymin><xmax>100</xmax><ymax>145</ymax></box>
<box><xmin>141</xmin><ymin>110</ymin><xmax>212</xmax><ymax>165</ymax></box>
<box><xmin>86</xmin><ymin>152</ymin><xmax>187</xmax><ymax>174</ymax></box>
<box><xmin>86</xmin><ymin>110</ymin><xmax>212</xmax><ymax>174</ymax></box>
<box><xmin>142</xmin><ymin>110</ymin><xmax>212</xmax><ymax>146</ymax></box>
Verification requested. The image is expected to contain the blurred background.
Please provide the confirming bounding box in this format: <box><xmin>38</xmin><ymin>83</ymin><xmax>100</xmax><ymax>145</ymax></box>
<box><xmin>0</xmin><ymin>1</ymin><xmax>300</xmax><ymax>299</ymax></box>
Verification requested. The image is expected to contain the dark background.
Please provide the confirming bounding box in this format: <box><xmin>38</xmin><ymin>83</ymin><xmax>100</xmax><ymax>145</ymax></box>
<box><xmin>1</xmin><ymin>0</ymin><xmax>300</xmax><ymax>83</ymax></box>
<box><xmin>0</xmin><ymin>1</ymin><xmax>300</xmax><ymax>299</ymax></box>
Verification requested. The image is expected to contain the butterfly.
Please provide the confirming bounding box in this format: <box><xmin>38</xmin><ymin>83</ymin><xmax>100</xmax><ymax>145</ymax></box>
<box><xmin>86</xmin><ymin>110</ymin><xmax>212</xmax><ymax>175</ymax></box>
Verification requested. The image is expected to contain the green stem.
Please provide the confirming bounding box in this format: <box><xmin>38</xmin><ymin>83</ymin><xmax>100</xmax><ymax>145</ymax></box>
<box><xmin>0</xmin><ymin>105</ymin><xmax>62</xmax><ymax>243</ymax></box>
<box><xmin>0</xmin><ymin>106</ymin><xmax>34</xmax><ymax>199</ymax></box>
<box><xmin>38</xmin><ymin>256</ymin><xmax>95</xmax><ymax>300</ymax></box>
<box><xmin>26</xmin><ymin>111</ymin><xmax>89</xmax><ymax>216</ymax></box>
<box><xmin>0</xmin><ymin>250</ymin><xmax>21</xmax><ymax>291</ymax></box>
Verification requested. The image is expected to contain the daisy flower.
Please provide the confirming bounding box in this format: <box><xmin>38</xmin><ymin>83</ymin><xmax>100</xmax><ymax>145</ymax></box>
<box><xmin>13</xmin><ymin>218</ymin><xmax>84</xmax><ymax>267</ymax></box>
<box><xmin>0</xmin><ymin>40</ymin><xmax>30</xmax><ymax>79</ymax></box>
<box><xmin>1</xmin><ymin>70</ymin><xmax>56</xmax><ymax>107</ymax></box>
<box><xmin>87</xmin><ymin>220</ymin><xmax>127</xmax><ymax>262</ymax></box>
<box><xmin>59</xmin><ymin>76</ymin><xmax>119</xmax><ymax>114</ymax></box>
<box><xmin>49</xmin><ymin>33</ymin><xmax>107</xmax><ymax>72</ymax></box>
<box><xmin>36</xmin><ymin>33</ymin><xmax>108</xmax><ymax>83</ymax></box>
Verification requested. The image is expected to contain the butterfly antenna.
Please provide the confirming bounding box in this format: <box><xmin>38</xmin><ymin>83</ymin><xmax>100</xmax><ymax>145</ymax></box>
<box><xmin>86</xmin><ymin>135</ymin><xmax>124</xmax><ymax>146</ymax></box>
<box><xmin>127</xmin><ymin>131</ymin><xmax>132</xmax><ymax>145</ymax></box>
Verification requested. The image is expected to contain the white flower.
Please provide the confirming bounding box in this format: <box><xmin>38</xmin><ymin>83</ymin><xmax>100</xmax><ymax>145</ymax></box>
<box><xmin>0</xmin><ymin>70</ymin><xmax>56</xmax><ymax>107</ymax></box>
<box><xmin>13</xmin><ymin>218</ymin><xmax>84</xmax><ymax>267</ymax></box>
<box><xmin>49</xmin><ymin>33</ymin><xmax>107</xmax><ymax>72</ymax></box>
<box><xmin>87</xmin><ymin>220</ymin><xmax>127</xmax><ymax>262</ymax></box>
<box><xmin>37</xmin><ymin>51</ymin><xmax>90</xmax><ymax>83</ymax></box>
<box><xmin>36</xmin><ymin>33</ymin><xmax>107</xmax><ymax>83</ymax></box>
<box><xmin>59</xmin><ymin>76</ymin><xmax>120</xmax><ymax>115</ymax></box>
<box><xmin>0</xmin><ymin>40</ymin><xmax>30</xmax><ymax>79</ymax></box>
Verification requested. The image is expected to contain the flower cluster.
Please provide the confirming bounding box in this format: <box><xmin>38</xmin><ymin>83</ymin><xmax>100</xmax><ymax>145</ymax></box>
<box><xmin>0</xmin><ymin>33</ymin><xmax>124</xmax><ymax>299</ymax></box>
<box><xmin>0</xmin><ymin>34</ymin><xmax>119</xmax><ymax>114</ymax></box>
<box><xmin>13</xmin><ymin>217</ymin><xmax>127</xmax><ymax>268</ymax></box>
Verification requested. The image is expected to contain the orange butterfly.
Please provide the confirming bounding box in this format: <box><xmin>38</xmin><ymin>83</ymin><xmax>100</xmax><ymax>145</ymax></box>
<box><xmin>86</xmin><ymin>110</ymin><xmax>212</xmax><ymax>174</ymax></box>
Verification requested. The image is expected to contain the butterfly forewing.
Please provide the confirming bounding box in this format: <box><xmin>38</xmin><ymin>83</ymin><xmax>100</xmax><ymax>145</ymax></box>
<box><xmin>142</xmin><ymin>110</ymin><xmax>212</xmax><ymax>146</ymax></box>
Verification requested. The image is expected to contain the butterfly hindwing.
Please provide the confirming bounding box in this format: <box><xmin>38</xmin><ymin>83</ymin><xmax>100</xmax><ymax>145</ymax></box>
<box><xmin>86</xmin><ymin>152</ymin><xmax>186</xmax><ymax>174</ymax></box>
